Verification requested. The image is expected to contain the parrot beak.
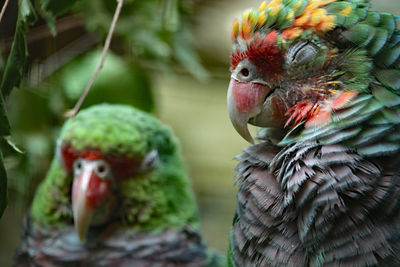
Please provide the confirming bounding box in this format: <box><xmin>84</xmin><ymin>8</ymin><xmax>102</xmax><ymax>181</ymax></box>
<box><xmin>72</xmin><ymin>161</ymin><xmax>112</xmax><ymax>243</ymax></box>
<box><xmin>227</xmin><ymin>78</ymin><xmax>273</xmax><ymax>143</ymax></box>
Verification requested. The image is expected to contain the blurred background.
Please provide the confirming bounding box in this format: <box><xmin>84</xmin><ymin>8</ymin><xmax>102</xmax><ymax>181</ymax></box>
<box><xmin>0</xmin><ymin>0</ymin><xmax>399</xmax><ymax>266</ymax></box>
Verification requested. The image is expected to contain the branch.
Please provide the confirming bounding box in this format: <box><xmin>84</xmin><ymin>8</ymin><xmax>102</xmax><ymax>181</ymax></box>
<box><xmin>65</xmin><ymin>0</ymin><xmax>124</xmax><ymax>117</ymax></box>
<box><xmin>0</xmin><ymin>0</ymin><xmax>10</xmax><ymax>25</ymax></box>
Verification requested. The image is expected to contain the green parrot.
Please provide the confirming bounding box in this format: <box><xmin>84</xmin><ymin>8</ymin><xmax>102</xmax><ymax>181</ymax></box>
<box><xmin>227</xmin><ymin>0</ymin><xmax>400</xmax><ymax>266</ymax></box>
<box><xmin>14</xmin><ymin>104</ymin><xmax>225</xmax><ymax>267</ymax></box>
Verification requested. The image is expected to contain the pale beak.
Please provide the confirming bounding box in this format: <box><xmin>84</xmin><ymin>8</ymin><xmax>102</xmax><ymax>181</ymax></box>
<box><xmin>71</xmin><ymin>162</ymin><xmax>112</xmax><ymax>242</ymax></box>
<box><xmin>227</xmin><ymin>78</ymin><xmax>272</xmax><ymax>143</ymax></box>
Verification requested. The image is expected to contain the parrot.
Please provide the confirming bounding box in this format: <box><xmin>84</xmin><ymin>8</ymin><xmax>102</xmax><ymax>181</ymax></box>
<box><xmin>227</xmin><ymin>0</ymin><xmax>400</xmax><ymax>266</ymax></box>
<box><xmin>14</xmin><ymin>104</ymin><xmax>225</xmax><ymax>267</ymax></box>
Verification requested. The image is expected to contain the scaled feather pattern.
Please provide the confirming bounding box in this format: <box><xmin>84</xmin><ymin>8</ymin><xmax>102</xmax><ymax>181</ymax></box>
<box><xmin>227</xmin><ymin>0</ymin><xmax>400</xmax><ymax>266</ymax></box>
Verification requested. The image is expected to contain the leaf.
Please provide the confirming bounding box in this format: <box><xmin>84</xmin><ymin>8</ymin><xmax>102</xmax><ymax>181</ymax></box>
<box><xmin>0</xmin><ymin>0</ymin><xmax>38</xmax><ymax>97</ymax></box>
<box><xmin>20</xmin><ymin>0</ymin><xmax>37</xmax><ymax>24</ymax></box>
<box><xmin>0</xmin><ymin>92</ymin><xmax>10</xmax><ymax>136</ymax></box>
<box><xmin>55</xmin><ymin>50</ymin><xmax>155</xmax><ymax>112</ymax></box>
<box><xmin>0</xmin><ymin>24</ymin><xmax>28</xmax><ymax>97</ymax></box>
<box><xmin>173</xmin><ymin>31</ymin><xmax>209</xmax><ymax>81</ymax></box>
<box><xmin>0</xmin><ymin>149</ymin><xmax>7</xmax><ymax>218</ymax></box>
<box><xmin>35</xmin><ymin>0</ymin><xmax>79</xmax><ymax>35</ymax></box>
<box><xmin>3</xmin><ymin>137</ymin><xmax>24</xmax><ymax>154</ymax></box>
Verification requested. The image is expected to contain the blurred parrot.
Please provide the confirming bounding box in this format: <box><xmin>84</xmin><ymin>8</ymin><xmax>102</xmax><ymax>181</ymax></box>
<box><xmin>14</xmin><ymin>104</ymin><xmax>225</xmax><ymax>267</ymax></box>
<box><xmin>227</xmin><ymin>0</ymin><xmax>400</xmax><ymax>266</ymax></box>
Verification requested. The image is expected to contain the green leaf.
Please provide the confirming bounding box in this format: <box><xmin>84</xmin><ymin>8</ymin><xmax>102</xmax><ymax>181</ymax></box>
<box><xmin>0</xmin><ymin>0</ymin><xmax>38</xmax><ymax>97</ymax></box>
<box><xmin>3</xmin><ymin>137</ymin><xmax>24</xmax><ymax>154</ymax></box>
<box><xmin>173</xmin><ymin>31</ymin><xmax>209</xmax><ymax>81</ymax></box>
<box><xmin>55</xmin><ymin>50</ymin><xmax>155</xmax><ymax>112</ymax></box>
<box><xmin>0</xmin><ymin>93</ymin><xmax>10</xmax><ymax>136</ymax></box>
<box><xmin>0</xmin><ymin>24</ymin><xmax>28</xmax><ymax>97</ymax></box>
<box><xmin>20</xmin><ymin>0</ymin><xmax>37</xmax><ymax>24</ymax></box>
<box><xmin>0</xmin><ymin>149</ymin><xmax>7</xmax><ymax>218</ymax></box>
<box><xmin>36</xmin><ymin>0</ymin><xmax>79</xmax><ymax>35</ymax></box>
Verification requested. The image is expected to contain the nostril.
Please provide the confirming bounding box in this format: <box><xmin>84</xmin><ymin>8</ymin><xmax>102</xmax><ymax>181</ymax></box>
<box><xmin>240</xmin><ymin>68</ymin><xmax>249</xmax><ymax>77</ymax></box>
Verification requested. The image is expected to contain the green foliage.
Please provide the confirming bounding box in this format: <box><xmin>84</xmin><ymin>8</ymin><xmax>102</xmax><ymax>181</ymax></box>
<box><xmin>0</xmin><ymin>0</ymin><xmax>207</xmax><ymax>220</ymax></box>
<box><xmin>0</xmin><ymin>0</ymin><xmax>38</xmax><ymax>219</ymax></box>
<box><xmin>54</xmin><ymin>50</ymin><xmax>154</xmax><ymax>112</ymax></box>
<box><xmin>35</xmin><ymin>0</ymin><xmax>79</xmax><ymax>34</ymax></box>
<box><xmin>75</xmin><ymin>0</ymin><xmax>208</xmax><ymax>80</ymax></box>
<box><xmin>0</xmin><ymin>151</ymin><xmax>7</xmax><ymax>218</ymax></box>
<box><xmin>0</xmin><ymin>0</ymin><xmax>80</xmax><ymax>218</ymax></box>
<box><xmin>1</xmin><ymin>0</ymin><xmax>36</xmax><ymax>98</ymax></box>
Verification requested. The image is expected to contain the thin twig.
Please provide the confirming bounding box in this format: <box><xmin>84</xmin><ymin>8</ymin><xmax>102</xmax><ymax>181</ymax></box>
<box><xmin>65</xmin><ymin>0</ymin><xmax>124</xmax><ymax>117</ymax></box>
<box><xmin>0</xmin><ymin>0</ymin><xmax>10</xmax><ymax>25</ymax></box>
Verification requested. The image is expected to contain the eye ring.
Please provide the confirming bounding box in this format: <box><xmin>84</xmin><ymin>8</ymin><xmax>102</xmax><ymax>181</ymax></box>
<box><xmin>73</xmin><ymin>158</ymin><xmax>84</xmax><ymax>175</ymax></box>
<box><xmin>94</xmin><ymin>160</ymin><xmax>111</xmax><ymax>179</ymax></box>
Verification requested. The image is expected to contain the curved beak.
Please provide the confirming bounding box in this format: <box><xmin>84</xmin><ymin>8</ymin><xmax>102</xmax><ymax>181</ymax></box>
<box><xmin>227</xmin><ymin>78</ymin><xmax>272</xmax><ymax>143</ymax></box>
<box><xmin>72</xmin><ymin>162</ymin><xmax>112</xmax><ymax>242</ymax></box>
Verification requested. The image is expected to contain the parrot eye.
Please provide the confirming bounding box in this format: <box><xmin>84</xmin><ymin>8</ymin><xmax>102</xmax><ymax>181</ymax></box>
<box><xmin>285</xmin><ymin>41</ymin><xmax>319</xmax><ymax>68</ymax></box>
<box><xmin>73</xmin><ymin>158</ymin><xmax>84</xmax><ymax>175</ymax></box>
<box><xmin>94</xmin><ymin>160</ymin><xmax>111</xmax><ymax>179</ymax></box>
<box><xmin>240</xmin><ymin>68</ymin><xmax>250</xmax><ymax>77</ymax></box>
<box><xmin>233</xmin><ymin>59</ymin><xmax>259</xmax><ymax>82</ymax></box>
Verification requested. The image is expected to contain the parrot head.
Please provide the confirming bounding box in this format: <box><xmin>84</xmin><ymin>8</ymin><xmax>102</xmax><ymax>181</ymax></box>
<box><xmin>227</xmin><ymin>0</ymin><xmax>383</xmax><ymax>143</ymax></box>
<box><xmin>59</xmin><ymin>137</ymin><xmax>159</xmax><ymax>242</ymax></box>
<box><xmin>31</xmin><ymin>104</ymin><xmax>197</xmax><ymax>243</ymax></box>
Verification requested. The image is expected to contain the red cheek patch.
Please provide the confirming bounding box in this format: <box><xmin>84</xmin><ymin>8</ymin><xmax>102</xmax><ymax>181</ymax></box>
<box><xmin>86</xmin><ymin>174</ymin><xmax>112</xmax><ymax>209</ymax></box>
<box><xmin>231</xmin><ymin>79</ymin><xmax>268</xmax><ymax>113</ymax></box>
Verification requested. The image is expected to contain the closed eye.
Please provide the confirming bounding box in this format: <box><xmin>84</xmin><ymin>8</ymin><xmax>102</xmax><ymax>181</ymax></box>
<box><xmin>286</xmin><ymin>41</ymin><xmax>319</xmax><ymax>68</ymax></box>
